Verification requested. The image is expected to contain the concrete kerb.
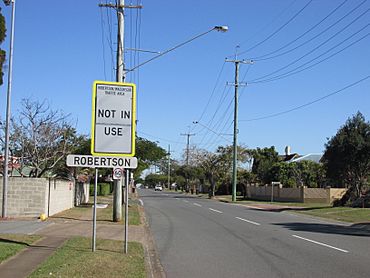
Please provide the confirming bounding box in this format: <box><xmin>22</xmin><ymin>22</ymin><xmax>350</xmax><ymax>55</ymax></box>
<box><xmin>138</xmin><ymin>204</ymin><xmax>166</xmax><ymax>278</ymax></box>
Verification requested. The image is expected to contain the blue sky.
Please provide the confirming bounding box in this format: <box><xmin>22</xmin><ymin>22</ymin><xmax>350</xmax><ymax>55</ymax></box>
<box><xmin>0</xmin><ymin>0</ymin><xmax>369</xmax><ymax>161</ymax></box>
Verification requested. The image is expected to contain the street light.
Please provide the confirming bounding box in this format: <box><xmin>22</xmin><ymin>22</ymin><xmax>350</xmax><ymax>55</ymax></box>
<box><xmin>2</xmin><ymin>0</ymin><xmax>16</xmax><ymax>218</ymax></box>
<box><xmin>125</xmin><ymin>25</ymin><xmax>229</xmax><ymax>74</ymax></box>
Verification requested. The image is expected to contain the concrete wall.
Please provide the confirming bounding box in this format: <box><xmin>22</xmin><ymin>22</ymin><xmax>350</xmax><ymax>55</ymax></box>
<box><xmin>0</xmin><ymin>178</ymin><xmax>47</xmax><ymax>216</ymax></box>
<box><xmin>0</xmin><ymin>178</ymin><xmax>89</xmax><ymax>217</ymax></box>
<box><xmin>46</xmin><ymin>179</ymin><xmax>74</xmax><ymax>216</ymax></box>
<box><xmin>246</xmin><ymin>185</ymin><xmax>346</xmax><ymax>204</ymax></box>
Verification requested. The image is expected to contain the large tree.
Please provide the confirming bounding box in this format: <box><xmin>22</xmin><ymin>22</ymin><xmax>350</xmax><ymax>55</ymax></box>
<box><xmin>322</xmin><ymin>112</ymin><xmax>370</xmax><ymax>200</ymax></box>
<box><xmin>250</xmin><ymin>146</ymin><xmax>280</xmax><ymax>185</ymax></box>
<box><xmin>134</xmin><ymin>137</ymin><xmax>167</xmax><ymax>179</ymax></box>
<box><xmin>192</xmin><ymin>145</ymin><xmax>250</xmax><ymax>198</ymax></box>
<box><xmin>1</xmin><ymin>98</ymin><xmax>76</xmax><ymax>177</ymax></box>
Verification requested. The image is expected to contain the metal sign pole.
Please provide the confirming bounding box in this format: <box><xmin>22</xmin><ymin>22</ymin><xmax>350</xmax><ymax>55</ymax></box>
<box><xmin>92</xmin><ymin>168</ymin><xmax>98</xmax><ymax>252</ymax></box>
<box><xmin>124</xmin><ymin>169</ymin><xmax>129</xmax><ymax>253</ymax></box>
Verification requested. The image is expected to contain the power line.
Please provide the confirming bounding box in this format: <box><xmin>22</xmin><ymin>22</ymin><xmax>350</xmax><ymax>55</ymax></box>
<box><xmin>240</xmin><ymin>75</ymin><xmax>370</xmax><ymax>122</ymax></box>
<box><xmin>99</xmin><ymin>0</ymin><xmax>107</xmax><ymax>80</ymax></box>
<box><xmin>234</xmin><ymin>0</ymin><xmax>299</xmax><ymax>54</ymax></box>
<box><xmin>250</xmin><ymin>28</ymin><xmax>369</xmax><ymax>84</ymax></box>
<box><xmin>249</xmin><ymin>8</ymin><xmax>369</xmax><ymax>83</ymax></box>
<box><xmin>238</xmin><ymin>0</ymin><xmax>313</xmax><ymax>55</ymax></box>
<box><xmin>194</xmin><ymin>61</ymin><xmax>226</xmax><ymax>125</ymax></box>
<box><xmin>251</xmin><ymin>0</ymin><xmax>353</xmax><ymax>61</ymax></box>
<box><xmin>137</xmin><ymin>131</ymin><xmax>186</xmax><ymax>145</ymax></box>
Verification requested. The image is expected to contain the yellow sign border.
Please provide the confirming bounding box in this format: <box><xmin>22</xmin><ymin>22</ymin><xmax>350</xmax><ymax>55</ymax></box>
<box><xmin>91</xmin><ymin>80</ymin><xmax>136</xmax><ymax>157</ymax></box>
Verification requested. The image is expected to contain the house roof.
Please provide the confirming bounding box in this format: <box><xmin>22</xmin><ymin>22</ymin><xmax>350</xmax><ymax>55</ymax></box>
<box><xmin>290</xmin><ymin>153</ymin><xmax>323</xmax><ymax>163</ymax></box>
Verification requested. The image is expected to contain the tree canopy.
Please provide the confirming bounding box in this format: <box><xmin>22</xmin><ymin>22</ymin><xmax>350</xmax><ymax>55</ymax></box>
<box><xmin>322</xmin><ymin>112</ymin><xmax>370</xmax><ymax>200</ymax></box>
<box><xmin>134</xmin><ymin>137</ymin><xmax>167</xmax><ymax>179</ymax></box>
<box><xmin>1</xmin><ymin>98</ymin><xmax>76</xmax><ymax>177</ymax></box>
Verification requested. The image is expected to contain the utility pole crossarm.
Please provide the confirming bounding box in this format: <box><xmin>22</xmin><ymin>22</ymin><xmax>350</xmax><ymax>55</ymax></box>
<box><xmin>98</xmin><ymin>3</ymin><xmax>143</xmax><ymax>9</ymax></box>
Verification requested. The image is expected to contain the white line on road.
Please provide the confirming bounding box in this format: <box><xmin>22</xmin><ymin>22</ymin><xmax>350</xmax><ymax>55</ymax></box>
<box><xmin>193</xmin><ymin>203</ymin><xmax>202</xmax><ymax>207</ymax></box>
<box><xmin>183</xmin><ymin>200</ymin><xmax>189</xmax><ymax>203</ymax></box>
<box><xmin>209</xmin><ymin>208</ymin><xmax>223</xmax><ymax>214</ymax></box>
<box><xmin>235</xmin><ymin>217</ymin><xmax>261</xmax><ymax>226</ymax></box>
<box><xmin>292</xmin><ymin>235</ymin><xmax>349</xmax><ymax>253</ymax></box>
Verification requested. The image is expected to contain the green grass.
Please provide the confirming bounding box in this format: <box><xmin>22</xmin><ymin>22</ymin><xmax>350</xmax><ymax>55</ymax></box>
<box><xmin>214</xmin><ymin>195</ymin><xmax>370</xmax><ymax>223</ymax></box>
<box><xmin>214</xmin><ymin>195</ymin><xmax>326</xmax><ymax>207</ymax></box>
<box><xmin>29</xmin><ymin>237</ymin><xmax>145</xmax><ymax>278</ymax></box>
<box><xmin>95</xmin><ymin>203</ymin><xmax>141</xmax><ymax>225</ymax></box>
<box><xmin>0</xmin><ymin>234</ymin><xmax>42</xmax><ymax>263</ymax></box>
<box><xmin>295</xmin><ymin>207</ymin><xmax>370</xmax><ymax>223</ymax></box>
<box><xmin>52</xmin><ymin>196</ymin><xmax>141</xmax><ymax>225</ymax></box>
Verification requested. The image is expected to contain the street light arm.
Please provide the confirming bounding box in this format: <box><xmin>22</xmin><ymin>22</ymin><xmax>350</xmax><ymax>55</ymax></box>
<box><xmin>125</xmin><ymin>26</ymin><xmax>228</xmax><ymax>74</ymax></box>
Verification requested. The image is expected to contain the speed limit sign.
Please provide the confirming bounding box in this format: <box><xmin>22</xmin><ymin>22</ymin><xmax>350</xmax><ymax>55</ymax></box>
<box><xmin>113</xmin><ymin>168</ymin><xmax>124</xmax><ymax>180</ymax></box>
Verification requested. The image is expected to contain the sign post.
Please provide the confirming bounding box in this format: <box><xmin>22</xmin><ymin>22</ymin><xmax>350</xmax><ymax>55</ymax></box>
<box><xmin>67</xmin><ymin>81</ymin><xmax>137</xmax><ymax>253</ymax></box>
<box><xmin>92</xmin><ymin>168</ymin><xmax>98</xmax><ymax>252</ymax></box>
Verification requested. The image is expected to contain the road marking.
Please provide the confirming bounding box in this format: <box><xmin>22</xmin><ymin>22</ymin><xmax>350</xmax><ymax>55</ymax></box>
<box><xmin>175</xmin><ymin>198</ymin><xmax>179</xmax><ymax>200</ymax></box>
<box><xmin>183</xmin><ymin>200</ymin><xmax>189</xmax><ymax>203</ymax></box>
<box><xmin>235</xmin><ymin>217</ymin><xmax>261</xmax><ymax>226</ymax></box>
<box><xmin>193</xmin><ymin>203</ymin><xmax>202</xmax><ymax>207</ymax></box>
<box><xmin>292</xmin><ymin>235</ymin><xmax>349</xmax><ymax>253</ymax></box>
<box><xmin>209</xmin><ymin>208</ymin><xmax>223</xmax><ymax>214</ymax></box>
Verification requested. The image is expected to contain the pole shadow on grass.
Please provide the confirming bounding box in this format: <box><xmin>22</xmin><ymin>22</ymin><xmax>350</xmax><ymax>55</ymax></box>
<box><xmin>0</xmin><ymin>238</ymin><xmax>32</xmax><ymax>246</ymax></box>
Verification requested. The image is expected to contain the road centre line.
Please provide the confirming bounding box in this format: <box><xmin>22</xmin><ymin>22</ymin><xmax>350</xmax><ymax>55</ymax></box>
<box><xmin>193</xmin><ymin>203</ymin><xmax>202</xmax><ymax>207</ymax></box>
<box><xmin>235</xmin><ymin>217</ymin><xmax>261</xmax><ymax>226</ymax></box>
<box><xmin>209</xmin><ymin>208</ymin><xmax>223</xmax><ymax>214</ymax></box>
<box><xmin>292</xmin><ymin>235</ymin><xmax>349</xmax><ymax>253</ymax></box>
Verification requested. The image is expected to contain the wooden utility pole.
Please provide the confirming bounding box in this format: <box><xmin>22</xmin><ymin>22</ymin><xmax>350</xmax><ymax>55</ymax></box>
<box><xmin>98</xmin><ymin>0</ymin><xmax>142</xmax><ymax>222</ymax></box>
<box><xmin>226</xmin><ymin>54</ymin><xmax>253</xmax><ymax>202</ymax></box>
<box><xmin>180</xmin><ymin>132</ymin><xmax>195</xmax><ymax>192</ymax></box>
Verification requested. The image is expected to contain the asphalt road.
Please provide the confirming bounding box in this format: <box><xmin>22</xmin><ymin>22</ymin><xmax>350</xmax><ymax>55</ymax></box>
<box><xmin>139</xmin><ymin>189</ymin><xmax>370</xmax><ymax>278</ymax></box>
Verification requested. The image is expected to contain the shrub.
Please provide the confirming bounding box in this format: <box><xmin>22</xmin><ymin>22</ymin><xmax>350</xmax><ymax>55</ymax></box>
<box><xmin>89</xmin><ymin>183</ymin><xmax>112</xmax><ymax>196</ymax></box>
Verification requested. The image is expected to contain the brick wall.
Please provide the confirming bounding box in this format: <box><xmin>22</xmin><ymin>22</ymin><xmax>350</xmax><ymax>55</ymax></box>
<box><xmin>246</xmin><ymin>185</ymin><xmax>346</xmax><ymax>204</ymax></box>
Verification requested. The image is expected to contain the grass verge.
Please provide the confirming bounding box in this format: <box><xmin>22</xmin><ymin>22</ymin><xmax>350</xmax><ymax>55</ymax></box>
<box><xmin>52</xmin><ymin>196</ymin><xmax>141</xmax><ymax>225</ymax></box>
<box><xmin>0</xmin><ymin>234</ymin><xmax>42</xmax><ymax>263</ymax></box>
<box><xmin>29</xmin><ymin>237</ymin><xmax>145</xmax><ymax>278</ymax></box>
<box><xmin>214</xmin><ymin>195</ymin><xmax>370</xmax><ymax>223</ymax></box>
<box><xmin>294</xmin><ymin>207</ymin><xmax>370</xmax><ymax>223</ymax></box>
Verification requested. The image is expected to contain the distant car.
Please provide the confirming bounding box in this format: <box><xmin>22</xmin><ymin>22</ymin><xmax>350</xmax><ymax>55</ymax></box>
<box><xmin>154</xmin><ymin>185</ymin><xmax>163</xmax><ymax>191</ymax></box>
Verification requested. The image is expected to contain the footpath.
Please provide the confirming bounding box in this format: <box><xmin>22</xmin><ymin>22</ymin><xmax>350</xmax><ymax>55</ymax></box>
<box><xmin>0</xmin><ymin>197</ymin><xmax>165</xmax><ymax>278</ymax></box>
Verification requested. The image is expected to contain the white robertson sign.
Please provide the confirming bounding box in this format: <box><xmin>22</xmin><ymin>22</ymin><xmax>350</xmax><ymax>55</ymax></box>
<box><xmin>91</xmin><ymin>81</ymin><xmax>136</xmax><ymax>156</ymax></box>
<box><xmin>66</xmin><ymin>155</ymin><xmax>138</xmax><ymax>169</ymax></box>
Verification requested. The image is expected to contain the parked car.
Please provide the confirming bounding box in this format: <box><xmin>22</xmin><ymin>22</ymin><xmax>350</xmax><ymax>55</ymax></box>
<box><xmin>154</xmin><ymin>185</ymin><xmax>163</xmax><ymax>191</ymax></box>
